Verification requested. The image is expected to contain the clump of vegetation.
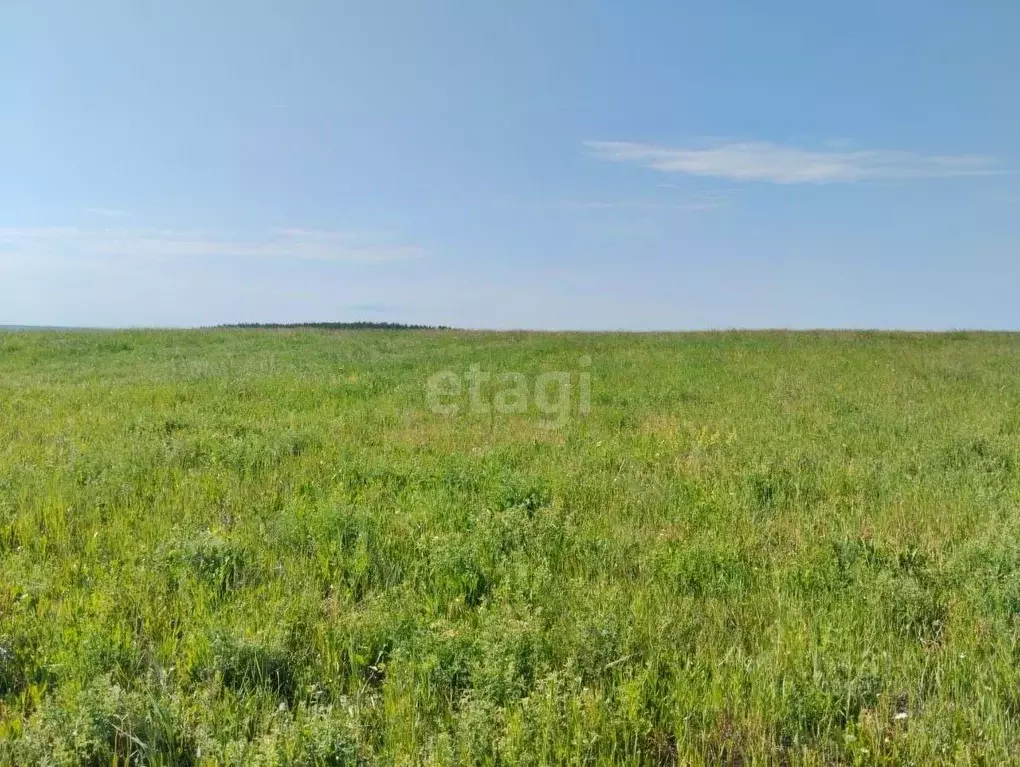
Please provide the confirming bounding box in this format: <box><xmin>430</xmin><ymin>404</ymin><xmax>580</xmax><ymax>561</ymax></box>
<box><xmin>1</xmin><ymin>327</ymin><xmax>1019</xmax><ymax>763</ymax></box>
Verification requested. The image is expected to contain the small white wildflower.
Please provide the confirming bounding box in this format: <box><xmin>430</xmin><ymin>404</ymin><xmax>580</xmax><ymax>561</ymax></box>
<box><xmin>894</xmin><ymin>712</ymin><xmax>909</xmax><ymax>721</ymax></box>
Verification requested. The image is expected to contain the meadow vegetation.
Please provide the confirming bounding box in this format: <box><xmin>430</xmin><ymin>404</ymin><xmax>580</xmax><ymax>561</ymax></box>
<box><xmin>0</xmin><ymin>328</ymin><xmax>1019</xmax><ymax>764</ymax></box>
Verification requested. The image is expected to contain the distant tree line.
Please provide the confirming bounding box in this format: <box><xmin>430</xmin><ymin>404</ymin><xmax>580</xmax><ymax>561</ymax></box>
<box><xmin>221</xmin><ymin>322</ymin><xmax>452</xmax><ymax>331</ymax></box>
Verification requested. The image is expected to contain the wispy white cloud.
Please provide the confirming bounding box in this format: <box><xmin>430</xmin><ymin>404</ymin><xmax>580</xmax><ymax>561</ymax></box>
<box><xmin>586</xmin><ymin>140</ymin><xmax>1003</xmax><ymax>184</ymax></box>
<box><xmin>0</xmin><ymin>227</ymin><xmax>426</xmax><ymax>263</ymax></box>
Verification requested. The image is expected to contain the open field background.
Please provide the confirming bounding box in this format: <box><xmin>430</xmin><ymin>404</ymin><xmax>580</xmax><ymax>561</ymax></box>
<box><xmin>1</xmin><ymin>329</ymin><xmax>1020</xmax><ymax>765</ymax></box>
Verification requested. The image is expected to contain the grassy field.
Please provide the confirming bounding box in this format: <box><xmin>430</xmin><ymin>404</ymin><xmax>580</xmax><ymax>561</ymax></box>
<box><xmin>1</xmin><ymin>329</ymin><xmax>1020</xmax><ymax>765</ymax></box>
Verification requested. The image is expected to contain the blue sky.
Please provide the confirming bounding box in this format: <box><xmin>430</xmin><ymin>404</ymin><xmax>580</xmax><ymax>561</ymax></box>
<box><xmin>2</xmin><ymin>0</ymin><xmax>1018</xmax><ymax>329</ymax></box>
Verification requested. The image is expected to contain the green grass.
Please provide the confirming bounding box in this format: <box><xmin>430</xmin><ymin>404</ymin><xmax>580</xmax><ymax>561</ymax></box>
<box><xmin>1</xmin><ymin>328</ymin><xmax>1019</xmax><ymax>765</ymax></box>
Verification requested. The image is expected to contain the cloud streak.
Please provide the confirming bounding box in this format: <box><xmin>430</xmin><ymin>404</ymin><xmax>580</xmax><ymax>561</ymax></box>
<box><xmin>0</xmin><ymin>227</ymin><xmax>426</xmax><ymax>264</ymax></box>
<box><xmin>586</xmin><ymin>140</ymin><xmax>1002</xmax><ymax>184</ymax></box>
